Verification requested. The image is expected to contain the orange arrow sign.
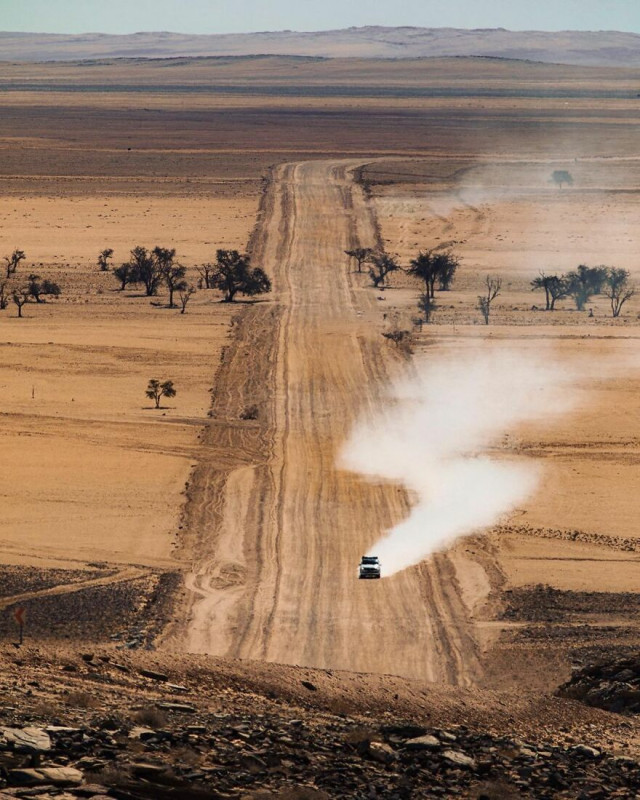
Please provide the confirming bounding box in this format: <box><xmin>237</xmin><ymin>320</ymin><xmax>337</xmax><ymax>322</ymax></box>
<box><xmin>13</xmin><ymin>607</ymin><xmax>26</xmax><ymax>625</ymax></box>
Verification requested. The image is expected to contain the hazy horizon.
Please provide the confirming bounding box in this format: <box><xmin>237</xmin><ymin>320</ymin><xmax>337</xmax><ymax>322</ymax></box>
<box><xmin>1</xmin><ymin>0</ymin><xmax>639</xmax><ymax>36</ymax></box>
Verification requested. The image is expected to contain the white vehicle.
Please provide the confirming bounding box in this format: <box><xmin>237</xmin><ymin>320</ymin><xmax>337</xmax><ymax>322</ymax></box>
<box><xmin>358</xmin><ymin>555</ymin><xmax>381</xmax><ymax>580</ymax></box>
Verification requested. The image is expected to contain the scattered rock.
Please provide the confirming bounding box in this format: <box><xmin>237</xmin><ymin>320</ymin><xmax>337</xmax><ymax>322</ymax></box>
<box><xmin>368</xmin><ymin>741</ymin><xmax>397</xmax><ymax>764</ymax></box>
<box><xmin>404</xmin><ymin>734</ymin><xmax>440</xmax><ymax>750</ymax></box>
<box><xmin>157</xmin><ymin>702</ymin><xmax>196</xmax><ymax>713</ymax></box>
<box><xmin>2</xmin><ymin>727</ymin><xmax>51</xmax><ymax>753</ymax></box>
<box><xmin>140</xmin><ymin>668</ymin><xmax>169</xmax><ymax>682</ymax></box>
<box><xmin>301</xmin><ymin>680</ymin><xmax>317</xmax><ymax>692</ymax></box>
<box><xmin>442</xmin><ymin>749</ymin><xmax>477</xmax><ymax>769</ymax></box>
<box><xmin>8</xmin><ymin>766</ymin><xmax>83</xmax><ymax>786</ymax></box>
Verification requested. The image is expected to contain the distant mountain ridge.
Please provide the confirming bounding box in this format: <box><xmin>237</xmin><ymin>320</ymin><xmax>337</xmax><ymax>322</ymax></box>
<box><xmin>1</xmin><ymin>26</ymin><xmax>640</xmax><ymax>66</ymax></box>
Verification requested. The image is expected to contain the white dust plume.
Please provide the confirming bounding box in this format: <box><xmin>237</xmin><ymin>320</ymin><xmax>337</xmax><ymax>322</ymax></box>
<box><xmin>340</xmin><ymin>348</ymin><xmax>575</xmax><ymax>577</ymax></box>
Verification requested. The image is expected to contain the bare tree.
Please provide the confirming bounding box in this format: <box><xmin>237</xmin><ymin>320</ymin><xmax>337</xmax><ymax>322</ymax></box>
<box><xmin>477</xmin><ymin>275</ymin><xmax>502</xmax><ymax>325</ymax></box>
<box><xmin>178</xmin><ymin>284</ymin><xmax>196</xmax><ymax>314</ymax></box>
<box><xmin>604</xmin><ymin>268</ymin><xmax>635</xmax><ymax>318</ymax></box>
<box><xmin>12</xmin><ymin>289</ymin><xmax>30</xmax><ymax>318</ymax></box>
<box><xmin>530</xmin><ymin>272</ymin><xmax>568</xmax><ymax>310</ymax></box>
<box><xmin>197</xmin><ymin>263</ymin><xmax>214</xmax><ymax>289</ymax></box>
<box><xmin>97</xmin><ymin>248</ymin><xmax>114</xmax><ymax>271</ymax></box>
<box><xmin>145</xmin><ymin>379</ymin><xmax>176</xmax><ymax>409</ymax></box>
<box><xmin>5</xmin><ymin>249</ymin><xmax>25</xmax><ymax>278</ymax></box>
<box><xmin>345</xmin><ymin>247</ymin><xmax>373</xmax><ymax>273</ymax></box>
<box><xmin>368</xmin><ymin>253</ymin><xmax>399</xmax><ymax>288</ymax></box>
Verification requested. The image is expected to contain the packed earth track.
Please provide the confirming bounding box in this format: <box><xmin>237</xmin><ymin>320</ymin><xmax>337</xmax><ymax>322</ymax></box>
<box><xmin>173</xmin><ymin>160</ymin><xmax>483</xmax><ymax>684</ymax></box>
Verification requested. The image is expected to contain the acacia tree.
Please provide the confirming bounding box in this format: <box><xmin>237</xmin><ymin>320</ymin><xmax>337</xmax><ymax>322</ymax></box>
<box><xmin>146</xmin><ymin>378</ymin><xmax>176</xmax><ymax>409</ymax></box>
<box><xmin>477</xmin><ymin>275</ymin><xmax>502</xmax><ymax>325</ymax></box>
<box><xmin>210</xmin><ymin>249</ymin><xmax>271</xmax><ymax>302</ymax></box>
<box><xmin>604</xmin><ymin>268</ymin><xmax>635</xmax><ymax>318</ymax></box>
<box><xmin>131</xmin><ymin>246</ymin><xmax>163</xmax><ymax>297</ymax></box>
<box><xmin>530</xmin><ymin>272</ymin><xmax>568</xmax><ymax>310</ymax></box>
<box><xmin>565</xmin><ymin>264</ymin><xmax>608</xmax><ymax>311</ymax></box>
<box><xmin>5</xmin><ymin>249</ymin><xmax>25</xmax><ymax>278</ymax></box>
<box><xmin>27</xmin><ymin>274</ymin><xmax>61</xmax><ymax>303</ymax></box>
<box><xmin>368</xmin><ymin>253</ymin><xmax>399</xmax><ymax>288</ymax></box>
<box><xmin>408</xmin><ymin>250</ymin><xmax>458</xmax><ymax>298</ymax></box>
<box><xmin>97</xmin><ymin>248</ymin><xmax>114</xmax><ymax>271</ymax></box>
<box><xmin>408</xmin><ymin>250</ymin><xmax>439</xmax><ymax>298</ymax></box>
<box><xmin>153</xmin><ymin>247</ymin><xmax>186</xmax><ymax>307</ymax></box>
<box><xmin>436</xmin><ymin>251</ymin><xmax>459</xmax><ymax>291</ymax></box>
<box><xmin>113</xmin><ymin>263</ymin><xmax>139</xmax><ymax>291</ymax></box>
<box><xmin>552</xmin><ymin>170</ymin><xmax>574</xmax><ymax>189</ymax></box>
<box><xmin>345</xmin><ymin>247</ymin><xmax>373</xmax><ymax>273</ymax></box>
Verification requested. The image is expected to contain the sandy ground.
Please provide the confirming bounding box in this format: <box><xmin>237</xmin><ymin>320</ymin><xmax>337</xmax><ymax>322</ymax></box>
<box><xmin>0</xmin><ymin>195</ymin><xmax>256</xmax><ymax>571</ymax></box>
<box><xmin>2</xmin><ymin>56</ymin><xmax>640</xmax><ymax>700</ymax></box>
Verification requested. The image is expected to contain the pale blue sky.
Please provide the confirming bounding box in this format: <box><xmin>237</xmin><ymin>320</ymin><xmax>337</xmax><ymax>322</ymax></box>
<box><xmin>1</xmin><ymin>0</ymin><xmax>639</xmax><ymax>35</ymax></box>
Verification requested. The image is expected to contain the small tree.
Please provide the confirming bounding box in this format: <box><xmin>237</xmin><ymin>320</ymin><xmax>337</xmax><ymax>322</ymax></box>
<box><xmin>407</xmin><ymin>250</ymin><xmax>459</xmax><ymax>298</ymax></box>
<box><xmin>5</xmin><ymin>249</ymin><xmax>25</xmax><ymax>279</ymax></box>
<box><xmin>530</xmin><ymin>272</ymin><xmax>568</xmax><ymax>310</ymax></box>
<box><xmin>436</xmin><ymin>251</ymin><xmax>459</xmax><ymax>291</ymax></box>
<box><xmin>408</xmin><ymin>250</ymin><xmax>439</xmax><ymax>299</ymax></box>
<box><xmin>27</xmin><ymin>274</ymin><xmax>61</xmax><ymax>303</ymax></box>
<box><xmin>345</xmin><ymin>247</ymin><xmax>373</xmax><ymax>273</ymax></box>
<box><xmin>113</xmin><ymin>263</ymin><xmax>139</xmax><ymax>291</ymax></box>
<box><xmin>12</xmin><ymin>288</ymin><xmax>30</xmax><ymax>318</ymax></box>
<box><xmin>604</xmin><ymin>267</ymin><xmax>635</xmax><ymax>318</ymax></box>
<box><xmin>417</xmin><ymin>291</ymin><xmax>436</xmax><ymax>323</ymax></box>
<box><xmin>565</xmin><ymin>264</ymin><xmax>607</xmax><ymax>311</ymax></box>
<box><xmin>552</xmin><ymin>170</ymin><xmax>573</xmax><ymax>189</ymax></box>
<box><xmin>0</xmin><ymin>281</ymin><xmax>8</xmax><ymax>310</ymax></box>
<box><xmin>368</xmin><ymin>253</ymin><xmax>399</xmax><ymax>288</ymax></box>
<box><xmin>477</xmin><ymin>275</ymin><xmax>502</xmax><ymax>325</ymax></box>
<box><xmin>210</xmin><ymin>249</ymin><xmax>271</xmax><ymax>302</ymax></box>
<box><xmin>179</xmin><ymin>284</ymin><xmax>196</xmax><ymax>314</ymax></box>
<box><xmin>153</xmin><ymin>247</ymin><xmax>185</xmax><ymax>308</ymax></box>
<box><xmin>131</xmin><ymin>246</ymin><xmax>162</xmax><ymax>297</ymax></box>
<box><xmin>146</xmin><ymin>378</ymin><xmax>176</xmax><ymax>409</ymax></box>
<box><xmin>97</xmin><ymin>248</ymin><xmax>114</xmax><ymax>271</ymax></box>
<box><xmin>197</xmin><ymin>263</ymin><xmax>214</xmax><ymax>289</ymax></box>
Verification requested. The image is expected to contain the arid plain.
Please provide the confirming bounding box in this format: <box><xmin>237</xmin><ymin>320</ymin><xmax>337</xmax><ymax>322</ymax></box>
<box><xmin>1</xmin><ymin>55</ymin><xmax>640</xmax><ymax>700</ymax></box>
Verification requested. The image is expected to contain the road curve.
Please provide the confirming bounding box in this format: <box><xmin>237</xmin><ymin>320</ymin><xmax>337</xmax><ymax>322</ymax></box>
<box><xmin>174</xmin><ymin>160</ymin><xmax>482</xmax><ymax>684</ymax></box>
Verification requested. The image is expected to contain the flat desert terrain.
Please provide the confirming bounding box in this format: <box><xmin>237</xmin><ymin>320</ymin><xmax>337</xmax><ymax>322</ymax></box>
<box><xmin>1</xmin><ymin>56</ymin><xmax>639</xmax><ymax>697</ymax></box>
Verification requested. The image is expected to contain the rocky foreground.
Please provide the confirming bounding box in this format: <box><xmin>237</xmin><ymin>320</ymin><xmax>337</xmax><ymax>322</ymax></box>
<box><xmin>0</xmin><ymin>646</ymin><xmax>638</xmax><ymax>799</ymax></box>
<box><xmin>559</xmin><ymin>656</ymin><xmax>640</xmax><ymax>716</ymax></box>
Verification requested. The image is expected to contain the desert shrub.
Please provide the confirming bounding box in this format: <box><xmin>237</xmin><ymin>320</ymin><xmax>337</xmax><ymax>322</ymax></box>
<box><xmin>132</xmin><ymin>706</ymin><xmax>168</xmax><ymax>729</ymax></box>
<box><xmin>240</xmin><ymin>404</ymin><xmax>259</xmax><ymax>420</ymax></box>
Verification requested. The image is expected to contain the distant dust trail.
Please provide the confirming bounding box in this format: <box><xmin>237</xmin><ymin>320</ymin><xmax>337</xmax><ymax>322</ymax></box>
<box><xmin>340</xmin><ymin>348</ymin><xmax>575</xmax><ymax>576</ymax></box>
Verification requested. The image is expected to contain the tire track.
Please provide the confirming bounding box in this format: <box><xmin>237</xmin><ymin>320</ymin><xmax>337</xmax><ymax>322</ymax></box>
<box><xmin>175</xmin><ymin>159</ymin><xmax>485</xmax><ymax>684</ymax></box>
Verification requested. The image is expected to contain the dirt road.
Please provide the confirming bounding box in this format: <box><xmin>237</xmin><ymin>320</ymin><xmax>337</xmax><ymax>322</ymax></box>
<box><xmin>176</xmin><ymin>160</ymin><xmax>482</xmax><ymax>683</ymax></box>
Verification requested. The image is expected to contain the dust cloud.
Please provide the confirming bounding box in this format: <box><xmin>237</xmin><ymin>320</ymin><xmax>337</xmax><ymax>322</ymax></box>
<box><xmin>340</xmin><ymin>347</ymin><xmax>576</xmax><ymax>577</ymax></box>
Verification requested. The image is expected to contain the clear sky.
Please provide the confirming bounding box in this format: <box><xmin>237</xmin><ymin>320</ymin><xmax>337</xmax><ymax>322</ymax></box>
<box><xmin>1</xmin><ymin>0</ymin><xmax>639</xmax><ymax>35</ymax></box>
